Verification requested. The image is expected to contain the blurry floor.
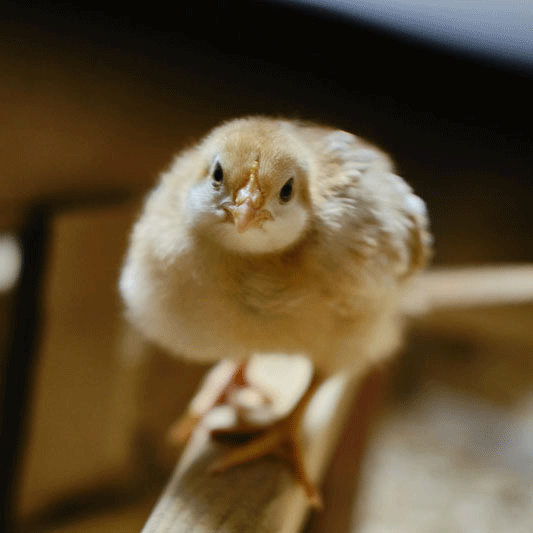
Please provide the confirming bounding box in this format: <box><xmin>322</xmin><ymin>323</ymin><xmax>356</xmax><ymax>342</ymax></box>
<box><xmin>353</xmin><ymin>304</ymin><xmax>533</xmax><ymax>532</ymax></box>
<box><xmin>357</xmin><ymin>387</ymin><xmax>533</xmax><ymax>532</ymax></box>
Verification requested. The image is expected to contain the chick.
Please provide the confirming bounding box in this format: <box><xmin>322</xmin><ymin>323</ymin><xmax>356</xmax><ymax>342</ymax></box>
<box><xmin>120</xmin><ymin>116</ymin><xmax>431</xmax><ymax>503</ymax></box>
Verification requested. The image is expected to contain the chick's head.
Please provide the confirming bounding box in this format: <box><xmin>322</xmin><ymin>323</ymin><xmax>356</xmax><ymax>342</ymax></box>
<box><xmin>187</xmin><ymin>118</ymin><xmax>313</xmax><ymax>254</ymax></box>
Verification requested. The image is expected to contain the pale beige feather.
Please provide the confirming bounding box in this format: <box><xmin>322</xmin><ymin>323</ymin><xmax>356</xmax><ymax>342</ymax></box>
<box><xmin>120</xmin><ymin>117</ymin><xmax>431</xmax><ymax>376</ymax></box>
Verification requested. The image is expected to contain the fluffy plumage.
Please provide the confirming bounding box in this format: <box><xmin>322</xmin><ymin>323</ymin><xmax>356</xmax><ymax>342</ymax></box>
<box><xmin>120</xmin><ymin>116</ymin><xmax>431</xmax><ymax>377</ymax></box>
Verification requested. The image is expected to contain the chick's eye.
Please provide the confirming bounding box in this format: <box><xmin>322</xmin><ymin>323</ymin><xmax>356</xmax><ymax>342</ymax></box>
<box><xmin>212</xmin><ymin>162</ymin><xmax>223</xmax><ymax>185</ymax></box>
<box><xmin>279</xmin><ymin>178</ymin><xmax>294</xmax><ymax>203</ymax></box>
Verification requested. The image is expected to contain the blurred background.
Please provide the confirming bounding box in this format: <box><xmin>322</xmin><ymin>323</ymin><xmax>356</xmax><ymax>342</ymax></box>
<box><xmin>0</xmin><ymin>1</ymin><xmax>531</xmax><ymax>531</ymax></box>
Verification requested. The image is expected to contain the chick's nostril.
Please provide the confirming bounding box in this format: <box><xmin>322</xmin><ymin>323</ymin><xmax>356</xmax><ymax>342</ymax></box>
<box><xmin>235</xmin><ymin>180</ymin><xmax>263</xmax><ymax>209</ymax></box>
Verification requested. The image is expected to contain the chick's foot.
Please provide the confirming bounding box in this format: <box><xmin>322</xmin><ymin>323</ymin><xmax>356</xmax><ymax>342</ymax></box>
<box><xmin>209</xmin><ymin>374</ymin><xmax>323</xmax><ymax>508</ymax></box>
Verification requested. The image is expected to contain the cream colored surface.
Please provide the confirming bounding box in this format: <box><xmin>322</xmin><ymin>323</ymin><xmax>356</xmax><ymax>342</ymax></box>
<box><xmin>0</xmin><ymin>234</ymin><xmax>22</xmax><ymax>292</ymax></box>
<box><xmin>17</xmin><ymin>203</ymin><xmax>141</xmax><ymax>517</ymax></box>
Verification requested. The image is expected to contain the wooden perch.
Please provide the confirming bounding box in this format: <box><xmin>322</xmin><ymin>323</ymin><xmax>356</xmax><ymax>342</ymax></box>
<box><xmin>140</xmin><ymin>264</ymin><xmax>533</xmax><ymax>533</ymax></box>
<box><xmin>142</xmin><ymin>369</ymin><xmax>356</xmax><ymax>533</ymax></box>
<box><xmin>404</xmin><ymin>264</ymin><xmax>533</xmax><ymax>315</ymax></box>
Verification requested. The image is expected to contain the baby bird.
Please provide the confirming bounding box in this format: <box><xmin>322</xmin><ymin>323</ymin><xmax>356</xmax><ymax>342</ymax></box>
<box><xmin>120</xmin><ymin>116</ymin><xmax>431</xmax><ymax>503</ymax></box>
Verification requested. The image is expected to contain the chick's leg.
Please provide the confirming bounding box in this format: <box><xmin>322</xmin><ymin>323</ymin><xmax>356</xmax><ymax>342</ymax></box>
<box><xmin>168</xmin><ymin>359</ymin><xmax>273</xmax><ymax>443</ymax></box>
<box><xmin>209</xmin><ymin>373</ymin><xmax>323</xmax><ymax>508</ymax></box>
<box><xmin>167</xmin><ymin>359</ymin><xmax>248</xmax><ymax>443</ymax></box>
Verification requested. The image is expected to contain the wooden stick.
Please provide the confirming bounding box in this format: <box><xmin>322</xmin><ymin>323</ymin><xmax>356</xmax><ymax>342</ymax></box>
<box><xmin>141</xmin><ymin>372</ymin><xmax>356</xmax><ymax>533</ymax></box>
<box><xmin>403</xmin><ymin>264</ymin><xmax>533</xmax><ymax>315</ymax></box>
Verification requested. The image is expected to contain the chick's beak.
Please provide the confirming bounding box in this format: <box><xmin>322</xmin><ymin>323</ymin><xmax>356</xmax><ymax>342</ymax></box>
<box><xmin>229</xmin><ymin>201</ymin><xmax>259</xmax><ymax>233</ymax></box>
<box><xmin>227</xmin><ymin>166</ymin><xmax>273</xmax><ymax>233</ymax></box>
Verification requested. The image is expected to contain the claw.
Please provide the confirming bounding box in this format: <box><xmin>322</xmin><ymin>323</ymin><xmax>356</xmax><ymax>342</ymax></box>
<box><xmin>207</xmin><ymin>373</ymin><xmax>323</xmax><ymax>509</ymax></box>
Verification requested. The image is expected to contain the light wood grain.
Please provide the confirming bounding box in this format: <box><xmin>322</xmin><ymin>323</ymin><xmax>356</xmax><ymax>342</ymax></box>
<box><xmin>404</xmin><ymin>264</ymin><xmax>533</xmax><ymax>314</ymax></box>
<box><xmin>142</xmin><ymin>371</ymin><xmax>355</xmax><ymax>533</ymax></box>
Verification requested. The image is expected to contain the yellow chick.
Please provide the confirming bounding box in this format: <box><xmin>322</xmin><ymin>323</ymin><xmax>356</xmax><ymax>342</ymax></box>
<box><xmin>119</xmin><ymin>116</ymin><xmax>431</xmax><ymax>503</ymax></box>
